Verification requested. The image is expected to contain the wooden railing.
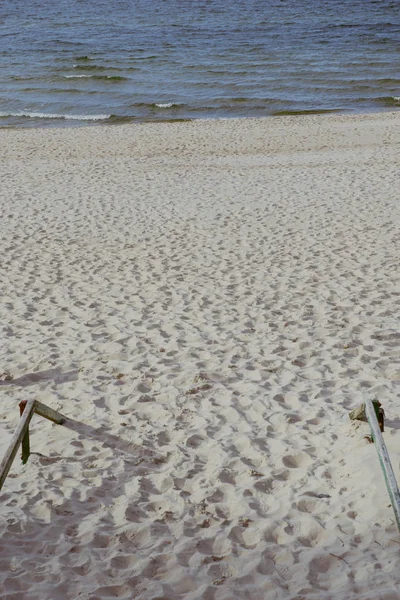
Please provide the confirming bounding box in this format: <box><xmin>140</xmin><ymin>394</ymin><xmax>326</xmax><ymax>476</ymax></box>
<box><xmin>1</xmin><ymin>397</ymin><xmax>399</xmax><ymax>534</ymax></box>
<box><xmin>0</xmin><ymin>399</ymin><xmax>65</xmax><ymax>491</ymax></box>
<box><xmin>364</xmin><ymin>399</ymin><xmax>400</xmax><ymax>531</ymax></box>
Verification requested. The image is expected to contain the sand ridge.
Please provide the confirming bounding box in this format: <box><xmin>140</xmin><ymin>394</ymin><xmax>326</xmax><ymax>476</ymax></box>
<box><xmin>0</xmin><ymin>113</ymin><xmax>400</xmax><ymax>599</ymax></box>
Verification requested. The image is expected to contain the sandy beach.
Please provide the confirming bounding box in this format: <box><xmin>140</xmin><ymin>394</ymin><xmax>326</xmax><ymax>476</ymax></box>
<box><xmin>1</xmin><ymin>112</ymin><xmax>399</xmax><ymax>599</ymax></box>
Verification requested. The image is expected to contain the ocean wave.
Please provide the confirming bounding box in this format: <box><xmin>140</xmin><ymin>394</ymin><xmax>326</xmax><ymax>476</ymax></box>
<box><xmin>72</xmin><ymin>64</ymin><xmax>108</xmax><ymax>70</ymax></box>
<box><xmin>154</xmin><ymin>103</ymin><xmax>177</xmax><ymax>108</ymax></box>
<box><xmin>65</xmin><ymin>75</ymin><xmax>129</xmax><ymax>81</ymax></box>
<box><xmin>130</xmin><ymin>102</ymin><xmax>186</xmax><ymax>110</ymax></box>
<box><xmin>0</xmin><ymin>111</ymin><xmax>111</xmax><ymax>121</ymax></box>
<box><xmin>271</xmin><ymin>108</ymin><xmax>344</xmax><ymax>117</ymax></box>
<box><xmin>65</xmin><ymin>74</ymin><xmax>93</xmax><ymax>79</ymax></box>
<box><xmin>370</xmin><ymin>95</ymin><xmax>400</xmax><ymax>106</ymax></box>
<box><xmin>21</xmin><ymin>87</ymin><xmax>90</xmax><ymax>95</ymax></box>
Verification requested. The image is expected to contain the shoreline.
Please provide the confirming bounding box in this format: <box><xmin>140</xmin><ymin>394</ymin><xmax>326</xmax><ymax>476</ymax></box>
<box><xmin>1</xmin><ymin>111</ymin><xmax>399</xmax><ymax>599</ymax></box>
<box><xmin>0</xmin><ymin>104</ymin><xmax>399</xmax><ymax>130</ymax></box>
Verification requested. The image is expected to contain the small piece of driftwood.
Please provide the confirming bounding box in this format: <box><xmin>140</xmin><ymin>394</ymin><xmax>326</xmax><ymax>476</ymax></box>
<box><xmin>349</xmin><ymin>400</ymin><xmax>385</xmax><ymax>432</ymax></box>
<box><xmin>0</xmin><ymin>399</ymin><xmax>66</xmax><ymax>492</ymax></box>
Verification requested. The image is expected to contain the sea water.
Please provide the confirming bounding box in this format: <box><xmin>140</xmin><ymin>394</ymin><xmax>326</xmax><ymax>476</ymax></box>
<box><xmin>0</xmin><ymin>0</ymin><xmax>399</xmax><ymax>127</ymax></box>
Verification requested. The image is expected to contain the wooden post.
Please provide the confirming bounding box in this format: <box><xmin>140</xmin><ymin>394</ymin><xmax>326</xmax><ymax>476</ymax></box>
<box><xmin>19</xmin><ymin>401</ymin><xmax>30</xmax><ymax>464</ymax></box>
<box><xmin>0</xmin><ymin>398</ymin><xmax>36</xmax><ymax>491</ymax></box>
<box><xmin>0</xmin><ymin>399</ymin><xmax>67</xmax><ymax>492</ymax></box>
<box><xmin>365</xmin><ymin>399</ymin><xmax>400</xmax><ymax>531</ymax></box>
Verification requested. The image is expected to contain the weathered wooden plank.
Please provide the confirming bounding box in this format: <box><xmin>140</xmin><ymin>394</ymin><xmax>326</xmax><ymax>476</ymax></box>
<box><xmin>19</xmin><ymin>402</ymin><xmax>31</xmax><ymax>464</ymax></box>
<box><xmin>0</xmin><ymin>398</ymin><xmax>36</xmax><ymax>491</ymax></box>
<box><xmin>365</xmin><ymin>399</ymin><xmax>400</xmax><ymax>531</ymax></box>
<box><xmin>34</xmin><ymin>400</ymin><xmax>65</xmax><ymax>425</ymax></box>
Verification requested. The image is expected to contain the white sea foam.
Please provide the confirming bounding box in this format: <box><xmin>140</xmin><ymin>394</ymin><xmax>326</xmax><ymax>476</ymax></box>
<box><xmin>64</xmin><ymin>74</ymin><xmax>92</xmax><ymax>79</ymax></box>
<box><xmin>0</xmin><ymin>111</ymin><xmax>110</xmax><ymax>121</ymax></box>
<box><xmin>393</xmin><ymin>96</ymin><xmax>400</xmax><ymax>101</ymax></box>
<box><xmin>155</xmin><ymin>103</ymin><xmax>175</xmax><ymax>108</ymax></box>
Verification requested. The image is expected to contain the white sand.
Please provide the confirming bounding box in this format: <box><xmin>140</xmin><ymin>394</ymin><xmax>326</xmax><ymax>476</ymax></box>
<box><xmin>0</xmin><ymin>113</ymin><xmax>400</xmax><ymax>599</ymax></box>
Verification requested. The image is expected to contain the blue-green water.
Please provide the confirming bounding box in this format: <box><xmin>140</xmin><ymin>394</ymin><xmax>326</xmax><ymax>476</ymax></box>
<box><xmin>0</xmin><ymin>0</ymin><xmax>399</xmax><ymax>127</ymax></box>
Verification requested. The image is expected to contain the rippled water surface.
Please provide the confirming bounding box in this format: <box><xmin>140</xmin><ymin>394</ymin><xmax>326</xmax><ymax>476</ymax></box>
<box><xmin>0</xmin><ymin>0</ymin><xmax>399</xmax><ymax>127</ymax></box>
